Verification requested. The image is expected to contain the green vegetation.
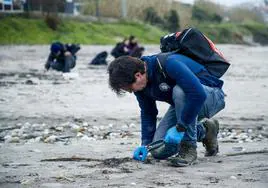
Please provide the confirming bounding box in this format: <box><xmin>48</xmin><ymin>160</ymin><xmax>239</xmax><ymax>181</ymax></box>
<box><xmin>3</xmin><ymin>0</ymin><xmax>266</xmax><ymax>45</ymax></box>
<box><xmin>0</xmin><ymin>16</ymin><xmax>268</xmax><ymax>45</ymax></box>
<box><xmin>0</xmin><ymin>17</ymin><xmax>165</xmax><ymax>45</ymax></box>
<box><xmin>199</xmin><ymin>22</ymin><xmax>268</xmax><ymax>45</ymax></box>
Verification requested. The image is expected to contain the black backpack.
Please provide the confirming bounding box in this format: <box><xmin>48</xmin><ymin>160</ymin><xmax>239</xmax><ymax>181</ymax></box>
<box><xmin>66</xmin><ymin>44</ymin><xmax>81</xmax><ymax>55</ymax></box>
<box><xmin>160</xmin><ymin>28</ymin><xmax>230</xmax><ymax>78</ymax></box>
<box><xmin>90</xmin><ymin>51</ymin><xmax>108</xmax><ymax>65</ymax></box>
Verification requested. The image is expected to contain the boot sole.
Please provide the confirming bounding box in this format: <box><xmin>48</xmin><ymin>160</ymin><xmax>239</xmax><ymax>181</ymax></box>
<box><xmin>205</xmin><ymin>145</ymin><xmax>219</xmax><ymax>156</ymax></box>
<box><xmin>169</xmin><ymin>159</ymin><xmax>198</xmax><ymax>167</ymax></box>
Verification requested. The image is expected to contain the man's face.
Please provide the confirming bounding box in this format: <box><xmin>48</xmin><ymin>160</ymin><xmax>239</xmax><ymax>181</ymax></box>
<box><xmin>124</xmin><ymin>72</ymin><xmax>147</xmax><ymax>93</ymax></box>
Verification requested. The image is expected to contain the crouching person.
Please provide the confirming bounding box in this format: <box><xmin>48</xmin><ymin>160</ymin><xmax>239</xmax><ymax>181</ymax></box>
<box><xmin>45</xmin><ymin>42</ymin><xmax>80</xmax><ymax>73</ymax></box>
<box><xmin>107</xmin><ymin>55</ymin><xmax>226</xmax><ymax>167</ymax></box>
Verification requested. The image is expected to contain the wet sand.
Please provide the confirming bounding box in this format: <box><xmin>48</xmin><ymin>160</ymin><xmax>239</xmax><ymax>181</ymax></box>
<box><xmin>0</xmin><ymin>45</ymin><xmax>267</xmax><ymax>188</ymax></box>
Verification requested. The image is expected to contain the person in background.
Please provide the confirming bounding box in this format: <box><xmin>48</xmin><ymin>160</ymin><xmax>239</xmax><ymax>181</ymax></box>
<box><xmin>107</xmin><ymin>54</ymin><xmax>225</xmax><ymax>167</ymax></box>
<box><xmin>111</xmin><ymin>36</ymin><xmax>145</xmax><ymax>59</ymax></box>
<box><xmin>127</xmin><ymin>35</ymin><xmax>145</xmax><ymax>58</ymax></box>
<box><xmin>45</xmin><ymin>42</ymin><xmax>80</xmax><ymax>73</ymax></box>
<box><xmin>111</xmin><ymin>38</ymin><xmax>129</xmax><ymax>58</ymax></box>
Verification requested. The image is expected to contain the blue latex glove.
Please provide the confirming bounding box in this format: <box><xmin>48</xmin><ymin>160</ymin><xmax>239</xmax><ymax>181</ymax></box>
<box><xmin>164</xmin><ymin>126</ymin><xmax>185</xmax><ymax>144</ymax></box>
<box><xmin>133</xmin><ymin>146</ymin><xmax>148</xmax><ymax>161</ymax></box>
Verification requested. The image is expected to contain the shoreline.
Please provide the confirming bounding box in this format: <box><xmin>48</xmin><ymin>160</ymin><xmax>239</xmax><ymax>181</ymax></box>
<box><xmin>0</xmin><ymin>44</ymin><xmax>268</xmax><ymax>187</ymax></box>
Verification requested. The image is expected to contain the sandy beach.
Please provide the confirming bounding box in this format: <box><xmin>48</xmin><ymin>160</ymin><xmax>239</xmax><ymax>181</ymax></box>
<box><xmin>0</xmin><ymin>44</ymin><xmax>267</xmax><ymax>188</ymax></box>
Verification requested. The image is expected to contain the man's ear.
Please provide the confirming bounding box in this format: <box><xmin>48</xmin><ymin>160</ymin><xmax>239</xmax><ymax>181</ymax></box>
<box><xmin>134</xmin><ymin>72</ymin><xmax>142</xmax><ymax>79</ymax></box>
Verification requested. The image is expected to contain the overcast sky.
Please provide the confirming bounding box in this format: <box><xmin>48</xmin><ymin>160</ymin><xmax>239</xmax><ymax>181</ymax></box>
<box><xmin>178</xmin><ymin>0</ymin><xmax>263</xmax><ymax>7</ymax></box>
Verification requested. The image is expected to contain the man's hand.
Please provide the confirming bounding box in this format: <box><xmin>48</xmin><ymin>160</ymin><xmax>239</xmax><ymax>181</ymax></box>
<box><xmin>64</xmin><ymin>51</ymin><xmax>72</xmax><ymax>56</ymax></box>
<box><xmin>164</xmin><ymin>126</ymin><xmax>185</xmax><ymax>144</ymax></box>
<box><xmin>133</xmin><ymin>146</ymin><xmax>148</xmax><ymax>161</ymax></box>
<box><xmin>44</xmin><ymin>62</ymin><xmax>50</xmax><ymax>71</ymax></box>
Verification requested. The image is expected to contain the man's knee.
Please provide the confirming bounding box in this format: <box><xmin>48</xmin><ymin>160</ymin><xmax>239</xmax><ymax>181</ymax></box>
<box><xmin>65</xmin><ymin>55</ymin><xmax>75</xmax><ymax>67</ymax></box>
<box><xmin>200</xmin><ymin>87</ymin><xmax>225</xmax><ymax>119</ymax></box>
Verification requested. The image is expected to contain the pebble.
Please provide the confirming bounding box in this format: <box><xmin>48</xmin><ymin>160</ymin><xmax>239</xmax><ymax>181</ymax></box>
<box><xmin>230</xmin><ymin>175</ymin><xmax>237</xmax><ymax>180</ymax></box>
<box><xmin>71</xmin><ymin>124</ymin><xmax>80</xmax><ymax>132</ymax></box>
<box><xmin>61</xmin><ymin>122</ymin><xmax>71</xmax><ymax>127</ymax></box>
<box><xmin>82</xmin><ymin>122</ymin><xmax>89</xmax><ymax>127</ymax></box>
<box><xmin>32</xmin><ymin>123</ymin><xmax>45</xmax><ymax>131</ymax></box>
<box><xmin>92</xmin><ymin>126</ymin><xmax>100</xmax><ymax>131</ymax></box>
<box><xmin>1</xmin><ymin>121</ymin><xmax>266</xmax><ymax>145</ymax></box>
<box><xmin>11</xmin><ymin>129</ymin><xmax>20</xmax><ymax>137</ymax></box>
<box><xmin>44</xmin><ymin>135</ymin><xmax>57</xmax><ymax>143</ymax></box>
<box><xmin>121</xmin><ymin>124</ymin><xmax>129</xmax><ymax>129</ymax></box>
<box><xmin>76</xmin><ymin>132</ymin><xmax>84</xmax><ymax>137</ymax></box>
<box><xmin>80</xmin><ymin>135</ymin><xmax>91</xmax><ymax>141</ymax></box>
<box><xmin>232</xmin><ymin>146</ymin><xmax>245</xmax><ymax>152</ymax></box>
<box><xmin>36</xmin><ymin>136</ymin><xmax>42</xmax><ymax>141</ymax></box>
<box><xmin>218</xmin><ymin>128</ymin><xmax>266</xmax><ymax>143</ymax></box>
<box><xmin>29</xmin><ymin>149</ymin><xmax>42</xmax><ymax>153</ymax></box>
<box><xmin>5</xmin><ymin>135</ymin><xmax>20</xmax><ymax>143</ymax></box>
<box><xmin>129</xmin><ymin>123</ymin><xmax>136</xmax><ymax>128</ymax></box>
<box><xmin>55</xmin><ymin>126</ymin><xmax>64</xmax><ymax>132</ymax></box>
<box><xmin>40</xmin><ymin>183</ymin><xmax>66</xmax><ymax>188</ymax></box>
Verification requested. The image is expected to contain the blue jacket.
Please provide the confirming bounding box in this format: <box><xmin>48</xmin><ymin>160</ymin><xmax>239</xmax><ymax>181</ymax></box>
<box><xmin>135</xmin><ymin>53</ymin><xmax>224</xmax><ymax>145</ymax></box>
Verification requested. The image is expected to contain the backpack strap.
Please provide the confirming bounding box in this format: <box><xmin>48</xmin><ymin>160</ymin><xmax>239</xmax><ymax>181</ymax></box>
<box><xmin>156</xmin><ymin>56</ymin><xmax>167</xmax><ymax>79</ymax></box>
<box><xmin>156</xmin><ymin>52</ymin><xmax>174</xmax><ymax>79</ymax></box>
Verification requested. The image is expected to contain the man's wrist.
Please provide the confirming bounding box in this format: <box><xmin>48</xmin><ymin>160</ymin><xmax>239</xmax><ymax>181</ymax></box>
<box><xmin>175</xmin><ymin>124</ymin><xmax>186</xmax><ymax>132</ymax></box>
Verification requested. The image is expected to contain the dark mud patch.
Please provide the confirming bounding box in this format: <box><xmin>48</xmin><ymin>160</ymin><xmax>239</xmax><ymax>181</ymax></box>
<box><xmin>0</xmin><ymin>72</ymin><xmax>63</xmax><ymax>81</ymax></box>
<box><xmin>207</xmin><ymin>176</ymin><xmax>220</xmax><ymax>184</ymax></box>
<box><xmin>41</xmin><ymin>157</ymin><xmax>133</xmax><ymax>168</ymax></box>
<box><xmin>87</xmin><ymin>65</ymin><xmax>107</xmax><ymax>70</ymax></box>
<box><xmin>243</xmin><ymin>178</ymin><xmax>259</xmax><ymax>182</ymax></box>
<box><xmin>0</xmin><ymin>182</ymin><xmax>21</xmax><ymax>188</ymax></box>
<box><xmin>101</xmin><ymin>167</ymin><xmax>133</xmax><ymax>174</ymax></box>
<box><xmin>0</xmin><ymin>175</ymin><xmax>22</xmax><ymax>188</ymax></box>
<box><xmin>102</xmin><ymin>157</ymin><xmax>132</xmax><ymax>167</ymax></box>
<box><xmin>2</xmin><ymin>163</ymin><xmax>31</xmax><ymax>169</ymax></box>
<box><xmin>258</xmin><ymin>168</ymin><xmax>268</xmax><ymax>172</ymax></box>
<box><xmin>0</xmin><ymin>79</ymin><xmax>39</xmax><ymax>86</ymax></box>
<box><xmin>153</xmin><ymin>181</ymin><xmax>173</xmax><ymax>187</ymax></box>
<box><xmin>0</xmin><ymin>81</ymin><xmax>17</xmax><ymax>86</ymax></box>
<box><xmin>239</xmin><ymin>117</ymin><xmax>264</xmax><ymax>121</ymax></box>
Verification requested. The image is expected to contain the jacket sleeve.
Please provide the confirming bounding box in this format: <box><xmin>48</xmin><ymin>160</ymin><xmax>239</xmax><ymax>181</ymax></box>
<box><xmin>165</xmin><ymin>54</ymin><xmax>207</xmax><ymax>125</ymax></box>
<box><xmin>135</xmin><ymin>92</ymin><xmax>158</xmax><ymax>146</ymax></box>
<box><xmin>45</xmin><ymin>53</ymin><xmax>54</xmax><ymax>70</ymax></box>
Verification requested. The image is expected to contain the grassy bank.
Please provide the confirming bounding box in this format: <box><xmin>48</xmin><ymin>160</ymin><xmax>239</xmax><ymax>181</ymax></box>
<box><xmin>199</xmin><ymin>22</ymin><xmax>268</xmax><ymax>45</ymax></box>
<box><xmin>0</xmin><ymin>17</ymin><xmax>267</xmax><ymax>45</ymax></box>
<box><xmin>0</xmin><ymin>17</ymin><xmax>165</xmax><ymax>45</ymax></box>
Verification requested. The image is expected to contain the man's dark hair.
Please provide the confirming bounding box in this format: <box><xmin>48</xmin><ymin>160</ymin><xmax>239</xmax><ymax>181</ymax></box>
<box><xmin>129</xmin><ymin>35</ymin><xmax>135</xmax><ymax>41</ymax></box>
<box><xmin>108</xmin><ymin>56</ymin><xmax>145</xmax><ymax>95</ymax></box>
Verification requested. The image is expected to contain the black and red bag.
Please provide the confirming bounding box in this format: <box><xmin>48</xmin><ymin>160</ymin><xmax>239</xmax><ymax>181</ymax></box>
<box><xmin>160</xmin><ymin>28</ymin><xmax>230</xmax><ymax>78</ymax></box>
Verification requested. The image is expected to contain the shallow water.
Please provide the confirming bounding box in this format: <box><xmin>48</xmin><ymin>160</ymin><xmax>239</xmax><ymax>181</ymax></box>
<box><xmin>0</xmin><ymin>45</ymin><xmax>267</xmax><ymax>129</ymax></box>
